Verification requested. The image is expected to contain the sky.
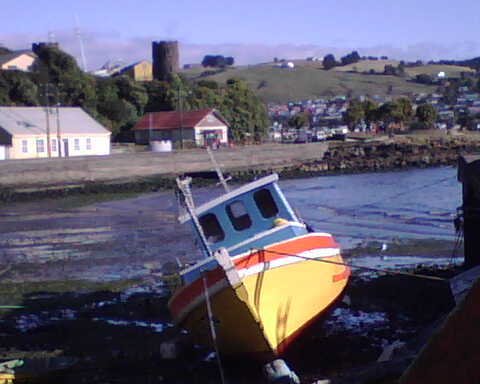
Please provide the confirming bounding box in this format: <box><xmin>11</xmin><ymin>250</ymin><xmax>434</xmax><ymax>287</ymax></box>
<box><xmin>2</xmin><ymin>0</ymin><xmax>480</xmax><ymax>70</ymax></box>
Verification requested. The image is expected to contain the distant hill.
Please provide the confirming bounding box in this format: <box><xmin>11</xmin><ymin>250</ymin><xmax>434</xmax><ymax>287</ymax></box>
<box><xmin>183</xmin><ymin>63</ymin><xmax>434</xmax><ymax>103</ymax></box>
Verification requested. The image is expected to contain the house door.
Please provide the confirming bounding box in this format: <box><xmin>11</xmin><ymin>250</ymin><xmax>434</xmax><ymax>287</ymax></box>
<box><xmin>62</xmin><ymin>139</ymin><xmax>69</xmax><ymax>157</ymax></box>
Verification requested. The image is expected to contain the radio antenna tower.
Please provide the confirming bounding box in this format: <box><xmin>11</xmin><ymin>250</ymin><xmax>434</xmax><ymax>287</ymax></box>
<box><xmin>74</xmin><ymin>14</ymin><xmax>88</xmax><ymax>72</ymax></box>
<box><xmin>48</xmin><ymin>30</ymin><xmax>56</xmax><ymax>44</ymax></box>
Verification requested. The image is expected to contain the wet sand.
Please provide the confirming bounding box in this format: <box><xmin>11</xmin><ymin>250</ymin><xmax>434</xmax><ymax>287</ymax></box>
<box><xmin>0</xmin><ymin>190</ymin><xmax>200</xmax><ymax>282</ymax></box>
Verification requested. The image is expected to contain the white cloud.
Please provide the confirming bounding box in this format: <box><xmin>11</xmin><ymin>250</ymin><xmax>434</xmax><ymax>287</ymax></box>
<box><xmin>2</xmin><ymin>30</ymin><xmax>480</xmax><ymax>71</ymax></box>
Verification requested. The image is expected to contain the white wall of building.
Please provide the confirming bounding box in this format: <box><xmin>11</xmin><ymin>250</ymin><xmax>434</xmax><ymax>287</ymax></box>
<box><xmin>10</xmin><ymin>134</ymin><xmax>110</xmax><ymax>159</ymax></box>
<box><xmin>0</xmin><ymin>146</ymin><xmax>6</xmax><ymax>160</ymax></box>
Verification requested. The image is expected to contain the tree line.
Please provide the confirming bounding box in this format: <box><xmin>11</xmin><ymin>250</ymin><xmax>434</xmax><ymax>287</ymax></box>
<box><xmin>0</xmin><ymin>46</ymin><xmax>267</xmax><ymax>142</ymax></box>
<box><xmin>344</xmin><ymin>98</ymin><xmax>438</xmax><ymax>131</ymax></box>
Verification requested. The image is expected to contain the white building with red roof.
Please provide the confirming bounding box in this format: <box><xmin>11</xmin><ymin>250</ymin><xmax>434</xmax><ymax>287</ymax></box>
<box><xmin>133</xmin><ymin>108</ymin><xmax>229</xmax><ymax>147</ymax></box>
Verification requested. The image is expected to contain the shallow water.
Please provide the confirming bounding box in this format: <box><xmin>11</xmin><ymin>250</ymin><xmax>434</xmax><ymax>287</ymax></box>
<box><xmin>0</xmin><ymin>166</ymin><xmax>462</xmax><ymax>281</ymax></box>
<box><xmin>281</xmin><ymin>166</ymin><xmax>460</xmax><ymax>249</ymax></box>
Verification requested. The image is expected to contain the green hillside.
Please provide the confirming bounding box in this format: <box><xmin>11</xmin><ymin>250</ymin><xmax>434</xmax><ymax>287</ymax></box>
<box><xmin>184</xmin><ymin>64</ymin><xmax>435</xmax><ymax>103</ymax></box>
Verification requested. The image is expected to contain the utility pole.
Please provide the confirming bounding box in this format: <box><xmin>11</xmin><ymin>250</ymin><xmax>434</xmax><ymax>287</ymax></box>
<box><xmin>55</xmin><ymin>86</ymin><xmax>62</xmax><ymax>158</ymax></box>
<box><xmin>42</xmin><ymin>84</ymin><xmax>52</xmax><ymax>158</ymax></box>
<box><xmin>178</xmin><ymin>85</ymin><xmax>185</xmax><ymax>150</ymax></box>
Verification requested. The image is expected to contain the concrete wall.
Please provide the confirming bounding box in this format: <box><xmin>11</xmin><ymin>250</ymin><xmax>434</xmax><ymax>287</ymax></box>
<box><xmin>9</xmin><ymin>134</ymin><xmax>110</xmax><ymax>159</ymax></box>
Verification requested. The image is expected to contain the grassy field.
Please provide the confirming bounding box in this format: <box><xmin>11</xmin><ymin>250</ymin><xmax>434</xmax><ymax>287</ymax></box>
<box><xmin>405</xmin><ymin>64</ymin><xmax>475</xmax><ymax>78</ymax></box>
<box><xmin>333</xmin><ymin>60</ymin><xmax>474</xmax><ymax>78</ymax></box>
<box><xmin>186</xmin><ymin>64</ymin><xmax>434</xmax><ymax>103</ymax></box>
<box><xmin>333</xmin><ymin>59</ymin><xmax>400</xmax><ymax>73</ymax></box>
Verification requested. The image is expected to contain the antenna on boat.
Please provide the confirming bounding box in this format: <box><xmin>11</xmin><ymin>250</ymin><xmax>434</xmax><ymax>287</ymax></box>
<box><xmin>207</xmin><ymin>147</ymin><xmax>231</xmax><ymax>193</ymax></box>
<box><xmin>176</xmin><ymin>177</ymin><xmax>213</xmax><ymax>258</ymax></box>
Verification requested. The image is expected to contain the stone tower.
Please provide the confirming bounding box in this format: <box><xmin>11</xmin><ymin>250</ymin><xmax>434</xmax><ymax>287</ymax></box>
<box><xmin>152</xmin><ymin>41</ymin><xmax>179</xmax><ymax>81</ymax></box>
<box><xmin>32</xmin><ymin>42</ymin><xmax>60</xmax><ymax>55</ymax></box>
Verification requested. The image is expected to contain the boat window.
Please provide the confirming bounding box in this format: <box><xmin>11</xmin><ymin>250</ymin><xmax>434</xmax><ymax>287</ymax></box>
<box><xmin>226</xmin><ymin>201</ymin><xmax>252</xmax><ymax>231</ymax></box>
<box><xmin>254</xmin><ymin>189</ymin><xmax>279</xmax><ymax>218</ymax></box>
<box><xmin>199</xmin><ymin>213</ymin><xmax>225</xmax><ymax>243</ymax></box>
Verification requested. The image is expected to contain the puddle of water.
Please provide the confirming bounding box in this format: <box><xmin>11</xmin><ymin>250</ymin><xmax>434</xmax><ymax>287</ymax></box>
<box><xmin>92</xmin><ymin>317</ymin><xmax>172</xmax><ymax>333</ymax></box>
<box><xmin>325</xmin><ymin>308</ymin><xmax>388</xmax><ymax>335</ymax></box>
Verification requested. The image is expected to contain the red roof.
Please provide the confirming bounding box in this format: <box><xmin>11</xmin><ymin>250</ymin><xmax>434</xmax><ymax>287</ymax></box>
<box><xmin>134</xmin><ymin>108</ymin><xmax>228</xmax><ymax>131</ymax></box>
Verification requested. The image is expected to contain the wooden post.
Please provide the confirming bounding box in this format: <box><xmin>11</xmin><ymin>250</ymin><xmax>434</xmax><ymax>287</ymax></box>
<box><xmin>458</xmin><ymin>155</ymin><xmax>480</xmax><ymax>268</ymax></box>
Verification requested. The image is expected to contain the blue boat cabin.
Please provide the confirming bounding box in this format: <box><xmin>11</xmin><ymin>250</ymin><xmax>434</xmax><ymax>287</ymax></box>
<box><xmin>181</xmin><ymin>174</ymin><xmax>308</xmax><ymax>258</ymax></box>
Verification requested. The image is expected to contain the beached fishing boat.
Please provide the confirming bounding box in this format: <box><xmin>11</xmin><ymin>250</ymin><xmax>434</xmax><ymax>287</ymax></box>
<box><xmin>168</xmin><ymin>173</ymin><xmax>350</xmax><ymax>361</ymax></box>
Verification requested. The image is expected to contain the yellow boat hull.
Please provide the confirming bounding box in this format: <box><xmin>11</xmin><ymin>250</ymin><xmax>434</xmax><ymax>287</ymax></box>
<box><xmin>169</xmin><ymin>234</ymin><xmax>350</xmax><ymax>360</ymax></box>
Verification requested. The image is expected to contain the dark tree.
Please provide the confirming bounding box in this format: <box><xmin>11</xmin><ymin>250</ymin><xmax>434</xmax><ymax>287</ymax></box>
<box><xmin>0</xmin><ymin>46</ymin><xmax>12</xmax><ymax>55</ymax></box>
<box><xmin>341</xmin><ymin>51</ymin><xmax>361</xmax><ymax>66</ymax></box>
<box><xmin>201</xmin><ymin>55</ymin><xmax>234</xmax><ymax>68</ymax></box>
<box><xmin>416</xmin><ymin>104</ymin><xmax>437</xmax><ymax>128</ymax></box>
<box><xmin>344</xmin><ymin>99</ymin><xmax>365</xmax><ymax>128</ymax></box>
<box><xmin>323</xmin><ymin>54</ymin><xmax>337</xmax><ymax>70</ymax></box>
<box><xmin>415</xmin><ymin>74</ymin><xmax>434</xmax><ymax>84</ymax></box>
<box><xmin>288</xmin><ymin>112</ymin><xmax>309</xmax><ymax>130</ymax></box>
<box><xmin>384</xmin><ymin>65</ymin><xmax>397</xmax><ymax>76</ymax></box>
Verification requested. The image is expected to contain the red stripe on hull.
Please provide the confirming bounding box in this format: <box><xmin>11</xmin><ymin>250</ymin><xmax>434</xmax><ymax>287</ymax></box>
<box><xmin>233</xmin><ymin>234</ymin><xmax>338</xmax><ymax>269</ymax></box>
<box><xmin>170</xmin><ymin>234</ymin><xmax>340</xmax><ymax>322</ymax></box>
<box><xmin>333</xmin><ymin>266</ymin><xmax>351</xmax><ymax>282</ymax></box>
<box><xmin>169</xmin><ymin>266</ymin><xmax>225</xmax><ymax>318</ymax></box>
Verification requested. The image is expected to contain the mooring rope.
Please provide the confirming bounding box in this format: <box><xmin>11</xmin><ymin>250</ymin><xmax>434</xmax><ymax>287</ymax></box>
<box><xmin>202</xmin><ymin>274</ymin><xmax>227</xmax><ymax>384</ymax></box>
<box><xmin>254</xmin><ymin>248</ymin><xmax>448</xmax><ymax>282</ymax></box>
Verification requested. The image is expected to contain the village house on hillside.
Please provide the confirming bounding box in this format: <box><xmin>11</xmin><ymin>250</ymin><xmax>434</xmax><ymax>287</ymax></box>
<box><xmin>0</xmin><ymin>107</ymin><xmax>111</xmax><ymax>160</ymax></box>
<box><xmin>0</xmin><ymin>50</ymin><xmax>37</xmax><ymax>72</ymax></box>
<box><xmin>133</xmin><ymin>108</ymin><xmax>229</xmax><ymax>147</ymax></box>
<box><xmin>114</xmin><ymin>60</ymin><xmax>153</xmax><ymax>81</ymax></box>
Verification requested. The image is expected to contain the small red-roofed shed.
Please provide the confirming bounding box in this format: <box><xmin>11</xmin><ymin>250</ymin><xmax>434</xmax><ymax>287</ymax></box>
<box><xmin>133</xmin><ymin>108</ymin><xmax>229</xmax><ymax>147</ymax></box>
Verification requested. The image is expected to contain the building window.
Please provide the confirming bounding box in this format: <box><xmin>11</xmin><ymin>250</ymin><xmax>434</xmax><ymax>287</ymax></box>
<box><xmin>199</xmin><ymin>213</ymin><xmax>225</xmax><ymax>243</ymax></box>
<box><xmin>254</xmin><ymin>189</ymin><xmax>279</xmax><ymax>218</ymax></box>
<box><xmin>51</xmin><ymin>139</ymin><xmax>57</xmax><ymax>152</ymax></box>
<box><xmin>74</xmin><ymin>138</ymin><xmax>80</xmax><ymax>151</ymax></box>
<box><xmin>86</xmin><ymin>138</ymin><xmax>92</xmax><ymax>150</ymax></box>
<box><xmin>22</xmin><ymin>140</ymin><xmax>28</xmax><ymax>153</ymax></box>
<box><xmin>36</xmin><ymin>139</ymin><xmax>45</xmax><ymax>153</ymax></box>
<box><xmin>226</xmin><ymin>201</ymin><xmax>252</xmax><ymax>231</ymax></box>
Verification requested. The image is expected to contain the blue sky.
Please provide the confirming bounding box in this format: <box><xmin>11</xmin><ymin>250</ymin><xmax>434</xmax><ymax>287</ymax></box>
<box><xmin>2</xmin><ymin>0</ymin><xmax>480</xmax><ymax>69</ymax></box>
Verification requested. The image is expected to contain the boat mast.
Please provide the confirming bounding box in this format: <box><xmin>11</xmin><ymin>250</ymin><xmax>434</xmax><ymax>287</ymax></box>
<box><xmin>176</xmin><ymin>177</ymin><xmax>213</xmax><ymax>258</ymax></box>
<box><xmin>207</xmin><ymin>147</ymin><xmax>230</xmax><ymax>193</ymax></box>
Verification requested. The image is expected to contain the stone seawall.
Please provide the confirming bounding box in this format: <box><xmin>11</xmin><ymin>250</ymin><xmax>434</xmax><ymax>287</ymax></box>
<box><xmin>296</xmin><ymin>139</ymin><xmax>474</xmax><ymax>173</ymax></box>
<box><xmin>1</xmin><ymin>138</ymin><xmax>479</xmax><ymax>202</ymax></box>
<box><xmin>232</xmin><ymin>138</ymin><xmax>480</xmax><ymax>181</ymax></box>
